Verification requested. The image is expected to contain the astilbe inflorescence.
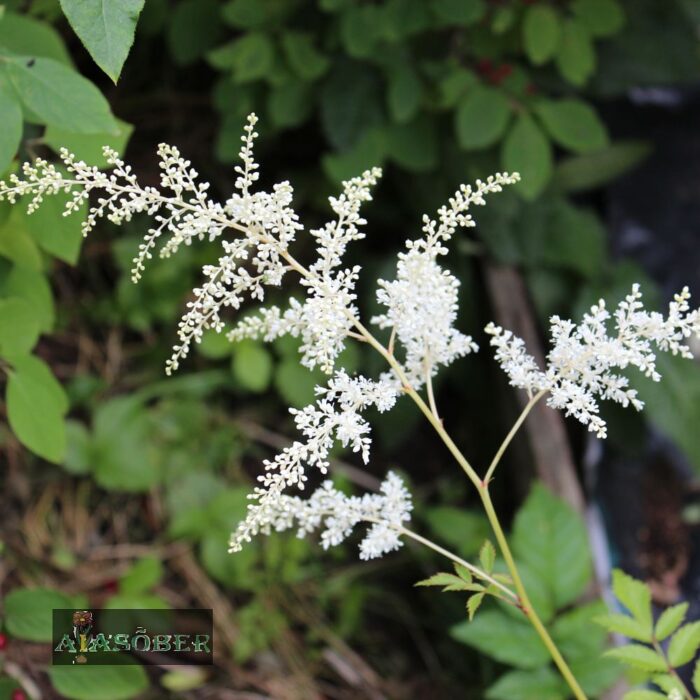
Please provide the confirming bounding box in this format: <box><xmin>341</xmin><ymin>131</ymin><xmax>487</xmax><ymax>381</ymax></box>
<box><xmin>2</xmin><ymin>114</ymin><xmax>699</xmax><ymax>560</ymax></box>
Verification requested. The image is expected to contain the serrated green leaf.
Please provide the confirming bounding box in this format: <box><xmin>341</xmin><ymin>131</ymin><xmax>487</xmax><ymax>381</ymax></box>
<box><xmin>502</xmin><ymin>113</ymin><xmax>552</xmax><ymax>200</ymax></box>
<box><xmin>415</xmin><ymin>571</ymin><xmax>465</xmax><ymax>588</ymax></box>
<box><xmin>0</xmin><ymin>88</ymin><xmax>22</xmax><ymax>173</ymax></box>
<box><xmin>5</xmin><ymin>587</ymin><xmax>74</xmax><ymax>641</ymax></box>
<box><xmin>511</xmin><ymin>483</ymin><xmax>592</xmax><ymax>609</ymax></box>
<box><xmin>556</xmin><ymin>19</ymin><xmax>595</xmax><ymax>86</ymax></box>
<box><xmin>594</xmin><ymin>613</ymin><xmax>652</xmax><ymax>642</ymax></box>
<box><xmin>605</xmin><ymin>644</ymin><xmax>667</xmax><ymax>672</ymax></box>
<box><xmin>0</xmin><ymin>55</ymin><xmax>117</xmax><ymax>134</ymax></box>
<box><xmin>653</xmin><ymin>673</ymin><xmax>685</xmax><ymax>695</ymax></box>
<box><xmin>535</xmin><ymin>99</ymin><xmax>608</xmax><ymax>154</ymax></box>
<box><xmin>59</xmin><ymin>0</ymin><xmax>144</xmax><ymax>82</ymax></box>
<box><xmin>612</xmin><ymin>569</ymin><xmax>653</xmax><ymax>633</ymax></box>
<box><xmin>453</xmin><ymin>563</ymin><xmax>473</xmax><ymax>583</ymax></box>
<box><xmin>48</xmin><ymin>665</ymin><xmax>149</xmax><ymax>700</ymax></box>
<box><xmin>0</xmin><ymin>297</ymin><xmax>39</xmax><ymax>358</ymax></box>
<box><xmin>7</xmin><ymin>354</ymin><xmax>68</xmax><ymax>462</ymax></box>
<box><xmin>572</xmin><ymin>0</ymin><xmax>624</xmax><ymax>38</ymax></box>
<box><xmin>479</xmin><ymin>540</ymin><xmax>496</xmax><ymax>574</ymax></box>
<box><xmin>451</xmin><ymin>609</ymin><xmax>549</xmax><ymax>669</ymax></box>
<box><xmin>668</xmin><ymin>621</ymin><xmax>700</xmax><ymax>668</ymax></box>
<box><xmin>467</xmin><ymin>592</ymin><xmax>485</xmax><ymax>620</ymax></box>
<box><xmin>485</xmin><ymin>667</ymin><xmax>565</xmax><ymax>700</ymax></box>
<box><xmin>455</xmin><ymin>85</ymin><xmax>511</xmax><ymax>150</ymax></box>
<box><xmin>523</xmin><ymin>6</ymin><xmax>561</xmax><ymax>65</ymax></box>
<box><xmin>655</xmin><ymin>603</ymin><xmax>688</xmax><ymax>641</ymax></box>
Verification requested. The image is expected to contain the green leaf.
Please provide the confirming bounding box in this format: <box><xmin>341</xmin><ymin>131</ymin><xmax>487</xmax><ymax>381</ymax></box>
<box><xmin>594</xmin><ymin>613</ymin><xmax>652</xmax><ymax>643</ymax></box>
<box><xmin>451</xmin><ymin>609</ymin><xmax>549</xmax><ymax>669</ymax></box>
<box><xmin>63</xmin><ymin>420</ymin><xmax>91</xmax><ymax>475</ymax></box>
<box><xmin>0</xmin><ymin>55</ymin><xmax>117</xmax><ymax>134</ymax></box>
<box><xmin>339</xmin><ymin>5</ymin><xmax>381</xmax><ymax>58</ymax></box>
<box><xmin>58</xmin><ymin>0</ymin><xmax>144</xmax><ymax>82</ymax></box>
<box><xmin>386</xmin><ymin>63</ymin><xmax>422</xmax><ymax>123</ymax></box>
<box><xmin>415</xmin><ymin>572</ymin><xmax>467</xmax><ymax>589</ymax></box>
<box><xmin>45</xmin><ymin>119</ymin><xmax>133</xmax><ymax>168</ymax></box>
<box><xmin>523</xmin><ymin>6</ymin><xmax>561</xmax><ymax>65</ymax></box>
<box><xmin>0</xmin><ymin>297</ymin><xmax>39</xmax><ymax>357</ymax></box>
<box><xmin>535</xmin><ymin>99</ymin><xmax>608</xmax><ymax>154</ymax></box>
<box><xmin>423</xmin><ymin>506</ymin><xmax>490</xmax><ymax>559</ymax></box>
<box><xmin>0</xmin><ymin>11</ymin><xmax>72</xmax><ymax>65</ymax></box>
<box><xmin>386</xmin><ymin>115</ymin><xmax>438</xmax><ymax>172</ymax></box>
<box><xmin>467</xmin><ymin>592</ymin><xmax>485</xmax><ymax>620</ymax></box>
<box><xmin>281</xmin><ymin>32</ymin><xmax>329</xmax><ymax>81</ymax></box>
<box><xmin>479</xmin><ymin>540</ymin><xmax>496</xmax><ymax>574</ymax></box>
<box><xmin>611</xmin><ymin>569</ymin><xmax>652</xmax><ymax>632</ymax></box>
<box><xmin>167</xmin><ymin>0</ymin><xmax>224</xmax><ymax>66</ymax></box>
<box><xmin>605</xmin><ymin>644</ymin><xmax>666</xmax><ymax>672</ymax></box>
<box><xmin>556</xmin><ymin>19</ymin><xmax>595</xmax><ymax>86</ymax></box>
<box><xmin>48</xmin><ymin>665</ymin><xmax>149</xmax><ymax>700</ymax></box>
<box><xmin>267</xmin><ymin>79</ymin><xmax>312</xmax><ymax>129</ymax></box>
<box><xmin>0</xmin><ymin>263</ymin><xmax>54</xmax><ymax>332</ymax></box>
<box><xmin>432</xmin><ymin>0</ymin><xmax>485</xmax><ymax>26</ymax></box>
<box><xmin>119</xmin><ymin>556</ymin><xmax>164</xmax><ymax>594</ymax></box>
<box><xmin>197</xmin><ymin>329</ymin><xmax>233</xmax><ymax>359</ymax></box>
<box><xmin>227</xmin><ymin>32</ymin><xmax>276</xmax><ymax>83</ymax></box>
<box><xmin>485</xmin><ymin>667</ymin><xmax>565</xmax><ymax>700</ymax></box>
<box><xmin>455</xmin><ymin>85</ymin><xmax>511</xmax><ymax>150</ymax></box>
<box><xmin>668</xmin><ymin>621</ymin><xmax>700</xmax><ymax>668</ymax></box>
<box><xmin>322</xmin><ymin>127</ymin><xmax>386</xmax><ymax>183</ymax></box>
<box><xmin>693</xmin><ymin>658</ymin><xmax>700</xmax><ymax>695</ymax></box>
<box><xmin>572</xmin><ymin>0</ymin><xmax>624</xmax><ymax>38</ymax></box>
<box><xmin>7</xmin><ymin>354</ymin><xmax>68</xmax><ymax>462</ymax></box>
<box><xmin>552</xmin><ymin>601</ymin><xmax>610</xmax><ymax>660</ymax></box>
<box><xmin>232</xmin><ymin>340</ymin><xmax>273</xmax><ymax>393</ymax></box>
<box><xmin>511</xmin><ymin>483</ymin><xmax>592</xmax><ymax>608</ymax></box>
<box><xmin>5</xmin><ymin>587</ymin><xmax>73</xmax><ymax>641</ymax></box>
<box><xmin>622</xmin><ymin>691</ymin><xmax>668</xmax><ymax>700</ymax></box>
<box><xmin>0</xmin><ymin>88</ymin><xmax>22</xmax><ymax>173</ymax></box>
<box><xmin>222</xmin><ymin>0</ymin><xmax>294</xmax><ymax>29</ymax></box>
<box><xmin>22</xmin><ymin>179</ymin><xmax>87</xmax><ymax>264</ymax></box>
<box><xmin>554</xmin><ymin>141</ymin><xmax>651</xmax><ymax>192</ymax></box>
<box><xmin>655</xmin><ymin>603</ymin><xmax>688</xmax><ymax>641</ymax></box>
<box><xmin>502</xmin><ymin>113</ymin><xmax>552</xmax><ymax>200</ymax></box>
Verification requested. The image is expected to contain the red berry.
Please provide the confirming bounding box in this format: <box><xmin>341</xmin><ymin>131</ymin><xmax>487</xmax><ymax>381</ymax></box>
<box><xmin>103</xmin><ymin>579</ymin><xmax>119</xmax><ymax>594</ymax></box>
<box><xmin>525</xmin><ymin>82</ymin><xmax>538</xmax><ymax>95</ymax></box>
<box><xmin>489</xmin><ymin>64</ymin><xmax>513</xmax><ymax>85</ymax></box>
<box><xmin>0</xmin><ymin>633</ymin><xmax>7</xmax><ymax>651</ymax></box>
<box><xmin>475</xmin><ymin>58</ymin><xmax>493</xmax><ymax>76</ymax></box>
<box><xmin>11</xmin><ymin>689</ymin><xmax>27</xmax><ymax>700</ymax></box>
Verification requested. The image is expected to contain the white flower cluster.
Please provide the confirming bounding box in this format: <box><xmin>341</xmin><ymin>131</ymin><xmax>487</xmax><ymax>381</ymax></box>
<box><xmin>372</xmin><ymin>175</ymin><xmax>518</xmax><ymax>388</ymax></box>
<box><xmin>235</xmin><ymin>471</ymin><xmax>413</xmax><ymax>560</ymax></box>
<box><xmin>230</xmin><ymin>370</ymin><xmax>399</xmax><ymax>553</ymax></box>
<box><xmin>486</xmin><ymin>284</ymin><xmax>700</xmax><ymax>438</ymax></box>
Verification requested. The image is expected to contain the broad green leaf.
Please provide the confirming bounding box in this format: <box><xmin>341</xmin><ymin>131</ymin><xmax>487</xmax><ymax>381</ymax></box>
<box><xmin>0</xmin><ymin>55</ymin><xmax>117</xmax><ymax>134</ymax></box>
<box><xmin>281</xmin><ymin>32</ymin><xmax>329</xmax><ymax>81</ymax></box>
<box><xmin>45</xmin><ymin>119</ymin><xmax>133</xmax><ymax>168</ymax></box>
<box><xmin>668</xmin><ymin>621</ymin><xmax>700</xmax><ymax>667</ymax></box>
<box><xmin>612</xmin><ymin>569</ymin><xmax>652</xmax><ymax>632</ymax></box>
<box><xmin>381</xmin><ymin>0</ymin><xmax>431</xmax><ymax>40</ymax></box>
<box><xmin>432</xmin><ymin>0</ymin><xmax>485</xmax><ymax>26</ymax></box>
<box><xmin>455</xmin><ymin>85</ymin><xmax>511</xmax><ymax>150</ymax></box>
<box><xmin>605</xmin><ymin>644</ymin><xmax>667</xmax><ymax>672</ymax></box>
<box><xmin>22</xmin><ymin>179</ymin><xmax>87</xmax><ymax>264</ymax></box>
<box><xmin>655</xmin><ymin>603</ymin><xmax>688</xmax><ymax>641</ymax></box>
<box><xmin>0</xmin><ymin>263</ymin><xmax>54</xmax><ymax>331</ymax></box>
<box><xmin>535</xmin><ymin>99</ymin><xmax>608</xmax><ymax>154</ymax></box>
<box><xmin>321</xmin><ymin>61</ymin><xmax>383</xmax><ymax>150</ymax></box>
<box><xmin>58</xmin><ymin>0</ymin><xmax>144</xmax><ymax>82</ymax></box>
<box><xmin>424</xmin><ymin>506</ymin><xmax>490</xmax><ymax>558</ymax></box>
<box><xmin>231</xmin><ymin>340</ymin><xmax>273</xmax><ymax>393</ymax></box>
<box><xmin>511</xmin><ymin>483</ymin><xmax>592</xmax><ymax>608</ymax></box>
<box><xmin>197</xmin><ymin>329</ymin><xmax>233</xmax><ymax>359</ymax></box>
<box><xmin>570</xmin><ymin>656</ymin><xmax>622</xmax><ymax>697</ymax></box>
<box><xmin>339</xmin><ymin>5</ymin><xmax>381</xmax><ymax>58</ymax></box>
<box><xmin>556</xmin><ymin>19</ymin><xmax>595</xmax><ymax>86</ymax></box>
<box><xmin>48</xmin><ymin>665</ymin><xmax>149</xmax><ymax>700</ymax></box>
<box><xmin>7</xmin><ymin>354</ymin><xmax>68</xmax><ymax>462</ymax></box>
<box><xmin>0</xmin><ymin>11</ymin><xmax>72</xmax><ymax>65</ymax></box>
<box><xmin>0</xmin><ymin>209</ymin><xmax>43</xmax><ymax>270</ymax></box>
<box><xmin>227</xmin><ymin>32</ymin><xmax>276</xmax><ymax>83</ymax></box>
<box><xmin>572</xmin><ymin>0</ymin><xmax>624</xmax><ymax>37</ymax></box>
<box><xmin>467</xmin><ymin>592</ymin><xmax>485</xmax><ymax>620</ymax></box>
<box><xmin>0</xmin><ymin>88</ymin><xmax>22</xmax><ymax>173</ymax></box>
<box><xmin>502</xmin><ymin>113</ymin><xmax>552</xmax><ymax>199</ymax></box>
<box><xmin>119</xmin><ymin>556</ymin><xmax>164</xmax><ymax>594</ymax></box>
<box><xmin>479</xmin><ymin>540</ymin><xmax>496</xmax><ymax>574</ymax></box>
<box><xmin>554</xmin><ymin>141</ymin><xmax>651</xmax><ymax>192</ymax></box>
<box><xmin>5</xmin><ymin>587</ymin><xmax>74</xmax><ymax>641</ymax></box>
<box><xmin>551</xmin><ymin>601</ymin><xmax>609</xmax><ymax>660</ymax></box>
<box><xmin>387</xmin><ymin>63</ymin><xmax>422</xmax><ymax>123</ymax></box>
<box><xmin>485</xmin><ymin>667</ymin><xmax>565</xmax><ymax>700</ymax></box>
<box><xmin>594</xmin><ymin>613</ymin><xmax>652</xmax><ymax>643</ymax></box>
<box><xmin>267</xmin><ymin>79</ymin><xmax>312</xmax><ymax>129</ymax></box>
<box><xmin>451</xmin><ymin>609</ymin><xmax>550</xmax><ymax>669</ymax></box>
<box><xmin>0</xmin><ymin>297</ymin><xmax>39</xmax><ymax>357</ymax></box>
<box><xmin>386</xmin><ymin>115</ymin><xmax>438</xmax><ymax>172</ymax></box>
<box><xmin>523</xmin><ymin>6</ymin><xmax>561</xmax><ymax>65</ymax></box>
<box><xmin>167</xmin><ymin>0</ymin><xmax>225</xmax><ymax>66</ymax></box>
<box><xmin>653</xmin><ymin>674</ymin><xmax>685</xmax><ymax>695</ymax></box>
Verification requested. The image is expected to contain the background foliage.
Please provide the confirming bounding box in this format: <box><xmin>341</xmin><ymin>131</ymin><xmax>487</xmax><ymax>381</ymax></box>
<box><xmin>1</xmin><ymin>0</ymin><xmax>700</xmax><ymax>698</ymax></box>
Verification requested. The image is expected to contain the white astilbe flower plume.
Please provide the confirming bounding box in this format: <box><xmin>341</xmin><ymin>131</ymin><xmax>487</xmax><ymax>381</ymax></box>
<box><xmin>230</xmin><ymin>370</ymin><xmax>398</xmax><ymax>552</ymax></box>
<box><xmin>372</xmin><ymin>174</ymin><xmax>519</xmax><ymax>388</ymax></box>
<box><xmin>233</xmin><ymin>471</ymin><xmax>413</xmax><ymax>560</ymax></box>
<box><xmin>486</xmin><ymin>284</ymin><xmax>700</xmax><ymax>438</ymax></box>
